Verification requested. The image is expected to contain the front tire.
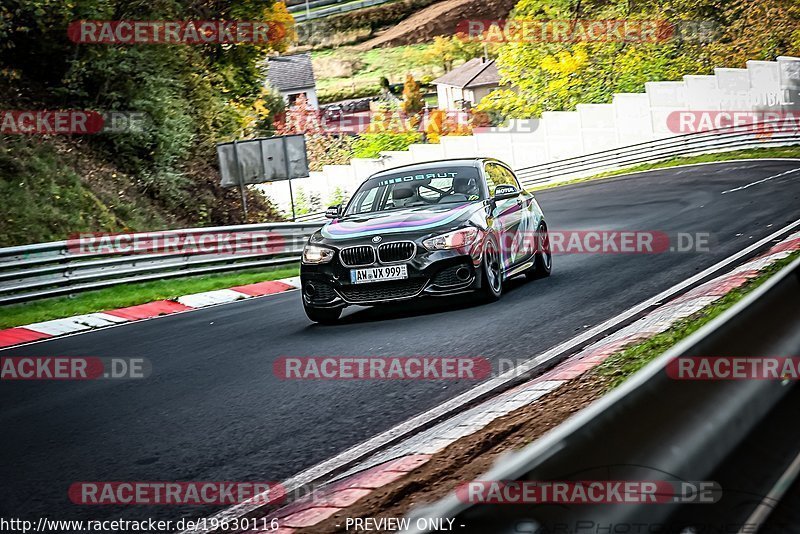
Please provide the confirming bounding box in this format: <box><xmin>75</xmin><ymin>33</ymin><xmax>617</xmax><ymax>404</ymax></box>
<box><xmin>526</xmin><ymin>222</ymin><xmax>552</xmax><ymax>280</ymax></box>
<box><xmin>304</xmin><ymin>304</ymin><xmax>342</xmax><ymax>324</ymax></box>
<box><xmin>480</xmin><ymin>235</ymin><xmax>503</xmax><ymax>302</ymax></box>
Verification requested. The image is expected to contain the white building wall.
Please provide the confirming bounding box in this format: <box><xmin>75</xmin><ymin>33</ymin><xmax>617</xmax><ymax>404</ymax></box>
<box><xmin>542</xmin><ymin>111</ymin><xmax>584</xmax><ymax>159</ymax></box>
<box><xmin>646</xmin><ymin>81</ymin><xmax>687</xmax><ymax>139</ymax></box>
<box><xmin>613</xmin><ymin>93</ymin><xmax>653</xmax><ymax>146</ymax></box>
<box><xmin>436</xmin><ymin>85</ymin><xmax>453</xmax><ymax>110</ymax></box>
<box><xmin>578</xmin><ymin>104</ymin><xmax>618</xmax><ymax>154</ymax></box>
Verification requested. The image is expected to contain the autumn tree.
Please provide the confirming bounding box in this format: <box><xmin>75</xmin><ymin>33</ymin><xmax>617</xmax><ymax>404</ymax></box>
<box><xmin>476</xmin><ymin>0</ymin><xmax>799</xmax><ymax>120</ymax></box>
<box><xmin>274</xmin><ymin>94</ymin><xmax>358</xmax><ymax>171</ymax></box>
<box><xmin>401</xmin><ymin>74</ymin><xmax>425</xmax><ymax>115</ymax></box>
<box><xmin>423</xmin><ymin>35</ymin><xmax>488</xmax><ymax>72</ymax></box>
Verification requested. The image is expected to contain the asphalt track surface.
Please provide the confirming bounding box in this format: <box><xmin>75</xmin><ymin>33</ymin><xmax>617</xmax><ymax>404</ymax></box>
<box><xmin>1</xmin><ymin>160</ymin><xmax>799</xmax><ymax>523</ymax></box>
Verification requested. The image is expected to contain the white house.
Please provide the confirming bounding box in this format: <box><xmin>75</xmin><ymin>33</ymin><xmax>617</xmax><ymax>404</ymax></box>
<box><xmin>432</xmin><ymin>57</ymin><xmax>501</xmax><ymax>111</ymax></box>
<box><xmin>267</xmin><ymin>53</ymin><xmax>319</xmax><ymax>108</ymax></box>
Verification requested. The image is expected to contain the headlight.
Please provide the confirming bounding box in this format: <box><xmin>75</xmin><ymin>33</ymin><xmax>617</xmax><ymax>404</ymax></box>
<box><xmin>423</xmin><ymin>227</ymin><xmax>479</xmax><ymax>251</ymax></box>
<box><xmin>302</xmin><ymin>245</ymin><xmax>335</xmax><ymax>264</ymax></box>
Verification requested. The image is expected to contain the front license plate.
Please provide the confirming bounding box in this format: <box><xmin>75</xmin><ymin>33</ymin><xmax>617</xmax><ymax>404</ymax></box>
<box><xmin>351</xmin><ymin>265</ymin><xmax>408</xmax><ymax>284</ymax></box>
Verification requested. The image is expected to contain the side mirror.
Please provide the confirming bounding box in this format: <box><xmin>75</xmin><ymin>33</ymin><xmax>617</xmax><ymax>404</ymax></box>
<box><xmin>325</xmin><ymin>205</ymin><xmax>342</xmax><ymax>219</ymax></box>
<box><xmin>493</xmin><ymin>184</ymin><xmax>520</xmax><ymax>201</ymax></box>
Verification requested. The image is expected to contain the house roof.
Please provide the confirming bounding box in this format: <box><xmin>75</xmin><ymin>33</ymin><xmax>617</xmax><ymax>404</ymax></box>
<box><xmin>267</xmin><ymin>53</ymin><xmax>316</xmax><ymax>92</ymax></box>
<box><xmin>432</xmin><ymin>58</ymin><xmax>500</xmax><ymax>89</ymax></box>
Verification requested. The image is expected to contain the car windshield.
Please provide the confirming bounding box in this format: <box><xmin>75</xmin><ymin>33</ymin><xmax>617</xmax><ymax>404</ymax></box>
<box><xmin>344</xmin><ymin>166</ymin><xmax>484</xmax><ymax>216</ymax></box>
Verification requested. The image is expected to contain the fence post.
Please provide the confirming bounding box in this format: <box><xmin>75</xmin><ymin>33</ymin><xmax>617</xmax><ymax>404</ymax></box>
<box><xmin>232</xmin><ymin>140</ymin><xmax>249</xmax><ymax>221</ymax></box>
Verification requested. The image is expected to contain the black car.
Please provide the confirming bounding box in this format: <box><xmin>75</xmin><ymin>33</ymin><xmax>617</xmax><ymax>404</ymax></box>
<box><xmin>300</xmin><ymin>158</ymin><xmax>552</xmax><ymax>323</ymax></box>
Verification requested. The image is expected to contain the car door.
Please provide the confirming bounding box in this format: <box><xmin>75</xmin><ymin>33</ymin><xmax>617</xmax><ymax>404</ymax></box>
<box><xmin>484</xmin><ymin>162</ymin><xmax>529</xmax><ymax>271</ymax></box>
<box><xmin>504</xmin><ymin>165</ymin><xmax>539</xmax><ymax>265</ymax></box>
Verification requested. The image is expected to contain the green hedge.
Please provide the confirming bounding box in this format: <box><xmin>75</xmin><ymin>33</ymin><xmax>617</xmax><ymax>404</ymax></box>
<box><xmin>318</xmin><ymin>84</ymin><xmax>382</xmax><ymax>104</ymax></box>
<box><xmin>352</xmin><ymin>132</ymin><xmax>423</xmax><ymax>158</ymax></box>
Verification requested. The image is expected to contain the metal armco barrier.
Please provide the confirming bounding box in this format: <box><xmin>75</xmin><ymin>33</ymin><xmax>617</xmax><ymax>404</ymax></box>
<box><xmin>0</xmin><ymin>222</ymin><xmax>324</xmax><ymax>305</ymax></box>
<box><xmin>516</xmin><ymin>118</ymin><xmax>800</xmax><ymax>188</ymax></box>
<box><xmin>407</xmin><ymin>257</ymin><xmax>800</xmax><ymax>533</ymax></box>
<box><xmin>292</xmin><ymin>0</ymin><xmax>394</xmax><ymax>22</ymax></box>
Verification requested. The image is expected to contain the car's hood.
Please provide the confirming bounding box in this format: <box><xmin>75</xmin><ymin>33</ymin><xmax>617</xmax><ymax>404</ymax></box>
<box><xmin>320</xmin><ymin>203</ymin><xmax>481</xmax><ymax>240</ymax></box>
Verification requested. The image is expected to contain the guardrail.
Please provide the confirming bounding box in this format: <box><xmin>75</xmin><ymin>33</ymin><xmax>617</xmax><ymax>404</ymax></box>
<box><xmin>407</xmin><ymin>256</ymin><xmax>800</xmax><ymax>533</ymax></box>
<box><xmin>516</xmin><ymin>118</ymin><xmax>800</xmax><ymax>188</ymax></box>
<box><xmin>292</xmin><ymin>0</ymin><xmax>394</xmax><ymax>22</ymax></box>
<box><xmin>0</xmin><ymin>223</ymin><xmax>324</xmax><ymax>305</ymax></box>
<box><xmin>287</xmin><ymin>0</ymin><xmax>347</xmax><ymax>14</ymax></box>
<box><xmin>293</xmin><ymin>211</ymin><xmax>328</xmax><ymax>222</ymax></box>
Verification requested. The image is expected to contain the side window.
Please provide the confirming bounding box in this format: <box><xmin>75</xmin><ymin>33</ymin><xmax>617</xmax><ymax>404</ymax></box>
<box><xmin>484</xmin><ymin>163</ymin><xmax>499</xmax><ymax>194</ymax></box>
<box><xmin>485</xmin><ymin>163</ymin><xmax>519</xmax><ymax>195</ymax></box>
<box><xmin>499</xmin><ymin>166</ymin><xmax>520</xmax><ymax>190</ymax></box>
<box><xmin>353</xmin><ymin>187</ymin><xmax>378</xmax><ymax>213</ymax></box>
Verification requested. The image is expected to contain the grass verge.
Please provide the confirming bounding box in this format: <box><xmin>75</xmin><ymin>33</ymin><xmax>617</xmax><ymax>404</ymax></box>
<box><xmin>530</xmin><ymin>145</ymin><xmax>800</xmax><ymax>192</ymax></box>
<box><xmin>595</xmin><ymin>251</ymin><xmax>800</xmax><ymax>390</ymax></box>
<box><xmin>313</xmin><ymin>43</ymin><xmax>446</xmax><ymax>103</ymax></box>
<box><xmin>0</xmin><ymin>264</ymin><xmax>300</xmax><ymax>330</ymax></box>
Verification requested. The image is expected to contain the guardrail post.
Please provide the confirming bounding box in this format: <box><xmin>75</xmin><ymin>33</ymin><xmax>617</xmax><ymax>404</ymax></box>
<box><xmin>233</xmin><ymin>140</ymin><xmax>249</xmax><ymax>221</ymax></box>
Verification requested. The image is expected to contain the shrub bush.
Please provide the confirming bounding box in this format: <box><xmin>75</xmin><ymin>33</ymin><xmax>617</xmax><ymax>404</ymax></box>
<box><xmin>0</xmin><ymin>0</ymin><xmax>295</xmax><ymax>242</ymax></box>
<box><xmin>352</xmin><ymin>132</ymin><xmax>423</xmax><ymax>158</ymax></box>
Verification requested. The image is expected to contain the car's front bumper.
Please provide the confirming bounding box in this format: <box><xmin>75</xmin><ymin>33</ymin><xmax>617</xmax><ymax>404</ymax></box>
<box><xmin>301</xmin><ymin>248</ymin><xmax>482</xmax><ymax>308</ymax></box>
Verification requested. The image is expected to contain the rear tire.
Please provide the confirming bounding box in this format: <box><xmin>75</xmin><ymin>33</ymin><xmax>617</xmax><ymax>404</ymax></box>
<box><xmin>526</xmin><ymin>222</ymin><xmax>552</xmax><ymax>280</ymax></box>
<box><xmin>480</xmin><ymin>235</ymin><xmax>503</xmax><ymax>302</ymax></box>
<box><xmin>303</xmin><ymin>304</ymin><xmax>342</xmax><ymax>324</ymax></box>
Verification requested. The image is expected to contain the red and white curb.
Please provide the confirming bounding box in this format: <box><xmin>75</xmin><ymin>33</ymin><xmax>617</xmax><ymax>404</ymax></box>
<box><xmin>0</xmin><ymin>277</ymin><xmax>301</xmax><ymax>349</ymax></box>
<box><xmin>233</xmin><ymin>231</ymin><xmax>800</xmax><ymax>533</ymax></box>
